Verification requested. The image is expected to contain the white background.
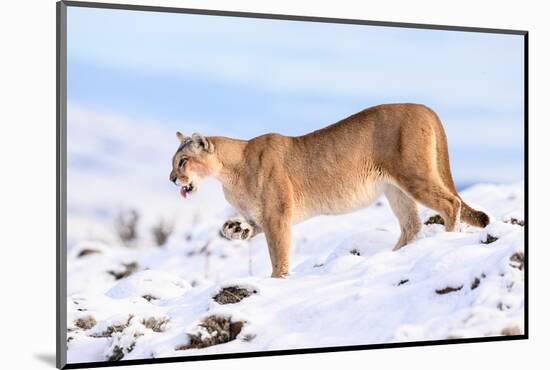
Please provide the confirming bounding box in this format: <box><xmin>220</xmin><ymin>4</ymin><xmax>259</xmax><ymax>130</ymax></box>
<box><xmin>0</xmin><ymin>0</ymin><xmax>546</xmax><ymax>369</ymax></box>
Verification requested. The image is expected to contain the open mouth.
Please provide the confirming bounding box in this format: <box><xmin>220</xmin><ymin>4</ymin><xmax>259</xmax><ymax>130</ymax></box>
<box><xmin>180</xmin><ymin>182</ymin><xmax>195</xmax><ymax>198</ymax></box>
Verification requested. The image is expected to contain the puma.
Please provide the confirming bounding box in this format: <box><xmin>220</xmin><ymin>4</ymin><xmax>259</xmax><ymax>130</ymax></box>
<box><xmin>169</xmin><ymin>103</ymin><xmax>489</xmax><ymax>278</ymax></box>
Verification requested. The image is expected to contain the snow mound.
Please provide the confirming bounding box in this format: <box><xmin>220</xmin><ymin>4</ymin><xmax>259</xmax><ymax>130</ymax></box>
<box><xmin>106</xmin><ymin>270</ymin><xmax>192</xmax><ymax>301</ymax></box>
<box><xmin>479</xmin><ymin>221</ymin><xmax>522</xmax><ymax>244</ymax></box>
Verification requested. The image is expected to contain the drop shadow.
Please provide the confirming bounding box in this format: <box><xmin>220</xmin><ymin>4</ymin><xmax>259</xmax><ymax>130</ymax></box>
<box><xmin>34</xmin><ymin>353</ymin><xmax>56</xmax><ymax>367</ymax></box>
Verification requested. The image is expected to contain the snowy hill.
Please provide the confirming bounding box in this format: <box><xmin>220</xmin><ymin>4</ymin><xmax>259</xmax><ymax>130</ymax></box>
<box><xmin>66</xmin><ymin>182</ymin><xmax>525</xmax><ymax>364</ymax></box>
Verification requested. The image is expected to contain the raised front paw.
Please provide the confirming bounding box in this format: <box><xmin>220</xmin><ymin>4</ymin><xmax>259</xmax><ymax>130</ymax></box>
<box><xmin>221</xmin><ymin>219</ymin><xmax>253</xmax><ymax>241</ymax></box>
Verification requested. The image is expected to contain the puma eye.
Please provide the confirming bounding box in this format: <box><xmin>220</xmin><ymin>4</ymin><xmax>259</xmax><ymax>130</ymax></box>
<box><xmin>178</xmin><ymin>158</ymin><xmax>187</xmax><ymax>168</ymax></box>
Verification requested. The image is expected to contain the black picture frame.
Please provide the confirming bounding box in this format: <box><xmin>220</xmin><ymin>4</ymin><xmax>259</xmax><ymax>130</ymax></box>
<box><xmin>56</xmin><ymin>1</ymin><xmax>529</xmax><ymax>368</ymax></box>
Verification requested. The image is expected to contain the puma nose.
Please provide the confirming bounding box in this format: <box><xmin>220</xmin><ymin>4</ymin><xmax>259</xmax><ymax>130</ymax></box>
<box><xmin>169</xmin><ymin>171</ymin><xmax>177</xmax><ymax>184</ymax></box>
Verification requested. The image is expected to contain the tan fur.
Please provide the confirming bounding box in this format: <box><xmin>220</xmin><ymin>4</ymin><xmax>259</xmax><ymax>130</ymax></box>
<box><xmin>170</xmin><ymin>103</ymin><xmax>490</xmax><ymax>278</ymax></box>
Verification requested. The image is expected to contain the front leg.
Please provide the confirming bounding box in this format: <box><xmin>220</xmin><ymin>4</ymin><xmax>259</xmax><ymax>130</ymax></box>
<box><xmin>261</xmin><ymin>181</ymin><xmax>294</xmax><ymax>278</ymax></box>
<box><xmin>221</xmin><ymin>217</ymin><xmax>262</xmax><ymax>241</ymax></box>
<box><xmin>264</xmin><ymin>214</ymin><xmax>292</xmax><ymax>278</ymax></box>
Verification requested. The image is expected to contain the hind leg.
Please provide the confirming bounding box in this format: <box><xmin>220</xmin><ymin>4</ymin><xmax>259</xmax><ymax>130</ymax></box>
<box><xmin>396</xmin><ymin>177</ymin><xmax>461</xmax><ymax>232</ymax></box>
<box><xmin>385</xmin><ymin>184</ymin><xmax>422</xmax><ymax>250</ymax></box>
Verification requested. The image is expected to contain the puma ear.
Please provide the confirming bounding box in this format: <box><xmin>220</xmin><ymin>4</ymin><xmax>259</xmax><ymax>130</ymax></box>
<box><xmin>191</xmin><ymin>133</ymin><xmax>215</xmax><ymax>153</ymax></box>
<box><xmin>176</xmin><ymin>131</ymin><xmax>186</xmax><ymax>143</ymax></box>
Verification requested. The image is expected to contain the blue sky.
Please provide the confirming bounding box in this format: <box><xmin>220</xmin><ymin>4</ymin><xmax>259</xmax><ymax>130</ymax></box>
<box><xmin>67</xmin><ymin>6</ymin><xmax>525</xmax><ymax>185</ymax></box>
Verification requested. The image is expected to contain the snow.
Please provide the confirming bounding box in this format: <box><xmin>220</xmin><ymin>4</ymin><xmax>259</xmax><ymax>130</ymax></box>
<box><xmin>66</xmin><ymin>181</ymin><xmax>525</xmax><ymax>364</ymax></box>
<box><xmin>105</xmin><ymin>270</ymin><xmax>192</xmax><ymax>300</ymax></box>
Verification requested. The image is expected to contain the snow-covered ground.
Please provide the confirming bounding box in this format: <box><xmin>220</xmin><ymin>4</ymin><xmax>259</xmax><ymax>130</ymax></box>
<box><xmin>66</xmin><ymin>181</ymin><xmax>525</xmax><ymax>364</ymax></box>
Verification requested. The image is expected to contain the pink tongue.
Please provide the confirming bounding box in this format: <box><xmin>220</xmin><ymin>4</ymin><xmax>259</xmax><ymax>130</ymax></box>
<box><xmin>180</xmin><ymin>187</ymin><xmax>187</xmax><ymax>199</ymax></box>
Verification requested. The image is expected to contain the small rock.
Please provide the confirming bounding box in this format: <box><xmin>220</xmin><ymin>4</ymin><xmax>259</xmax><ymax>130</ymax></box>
<box><xmin>505</xmin><ymin>218</ymin><xmax>525</xmax><ymax>227</ymax></box>
<box><xmin>108</xmin><ymin>262</ymin><xmax>139</xmax><ymax>280</ymax></box>
<box><xmin>436</xmin><ymin>285</ymin><xmax>463</xmax><ymax>295</ymax></box>
<box><xmin>481</xmin><ymin>234</ymin><xmax>499</xmax><ymax>244</ymax></box>
<box><xmin>349</xmin><ymin>249</ymin><xmax>361</xmax><ymax>256</ymax></box>
<box><xmin>91</xmin><ymin>315</ymin><xmax>134</xmax><ymax>338</ymax></box>
<box><xmin>175</xmin><ymin>315</ymin><xmax>244</xmax><ymax>350</ymax></box>
<box><xmin>77</xmin><ymin>249</ymin><xmax>102</xmax><ymax>258</ymax></box>
<box><xmin>213</xmin><ymin>286</ymin><xmax>257</xmax><ymax>305</ymax></box>
<box><xmin>142</xmin><ymin>317</ymin><xmax>169</xmax><ymax>332</ymax></box>
<box><xmin>74</xmin><ymin>315</ymin><xmax>96</xmax><ymax>330</ymax></box>
<box><xmin>509</xmin><ymin>252</ymin><xmax>524</xmax><ymax>271</ymax></box>
<box><xmin>107</xmin><ymin>345</ymin><xmax>125</xmax><ymax>362</ymax></box>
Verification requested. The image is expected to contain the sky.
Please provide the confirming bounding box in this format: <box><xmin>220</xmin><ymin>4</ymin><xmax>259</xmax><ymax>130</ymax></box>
<box><xmin>66</xmin><ymin>6</ymin><xmax>525</xmax><ymax>193</ymax></box>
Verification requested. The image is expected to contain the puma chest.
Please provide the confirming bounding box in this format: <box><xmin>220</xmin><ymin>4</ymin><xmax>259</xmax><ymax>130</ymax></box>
<box><xmin>222</xmin><ymin>186</ymin><xmax>261</xmax><ymax>221</ymax></box>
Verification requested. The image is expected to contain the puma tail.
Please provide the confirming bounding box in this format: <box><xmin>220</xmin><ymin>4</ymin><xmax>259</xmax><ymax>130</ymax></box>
<box><xmin>460</xmin><ymin>200</ymin><xmax>490</xmax><ymax>228</ymax></box>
